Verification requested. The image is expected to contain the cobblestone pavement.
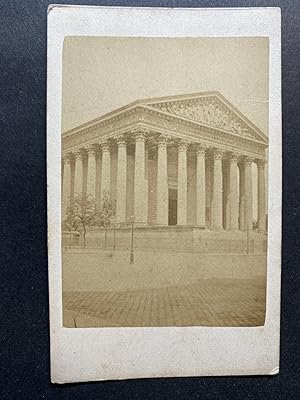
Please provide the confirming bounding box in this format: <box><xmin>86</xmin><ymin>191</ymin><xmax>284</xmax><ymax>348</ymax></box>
<box><xmin>63</xmin><ymin>278</ymin><xmax>266</xmax><ymax>327</ymax></box>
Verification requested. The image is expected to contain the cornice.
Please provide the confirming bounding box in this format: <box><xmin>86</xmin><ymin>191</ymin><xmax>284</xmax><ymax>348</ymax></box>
<box><xmin>62</xmin><ymin>118</ymin><xmax>266</xmax><ymax>159</ymax></box>
<box><xmin>62</xmin><ymin>104</ymin><xmax>268</xmax><ymax>155</ymax></box>
<box><xmin>62</xmin><ymin>105</ymin><xmax>146</xmax><ymax>139</ymax></box>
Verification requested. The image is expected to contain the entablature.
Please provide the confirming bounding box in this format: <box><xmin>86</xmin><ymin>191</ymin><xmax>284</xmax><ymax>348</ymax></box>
<box><xmin>63</xmin><ymin>110</ymin><xmax>267</xmax><ymax>158</ymax></box>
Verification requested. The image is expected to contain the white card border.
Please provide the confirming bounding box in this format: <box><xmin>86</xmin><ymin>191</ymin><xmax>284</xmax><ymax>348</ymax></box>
<box><xmin>47</xmin><ymin>6</ymin><xmax>281</xmax><ymax>383</ymax></box>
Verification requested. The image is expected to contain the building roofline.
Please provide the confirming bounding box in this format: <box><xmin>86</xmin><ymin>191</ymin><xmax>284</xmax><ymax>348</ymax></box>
<box><xmin>62</xmin><ymin>91</ymin><xmax>268</xmax><ymax>143</ymax></box>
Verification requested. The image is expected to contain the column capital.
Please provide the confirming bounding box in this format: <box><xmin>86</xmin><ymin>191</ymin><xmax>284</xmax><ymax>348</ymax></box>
<box><xmin>73</xmin><ymin>149</ymin><xmax>83</xmax><ymax>160</ymax></box>
<box><xmin>228</xmin><ymin>152</ymin><xmax>239</xmax><ymax>164</ymax></box>
<box><xmin>177</xmin><ymin>140</ymin><xmax>190</xmax><ymax>152</ymax></box>
<box><xmin>79</xmin><ymin>148</ymin><xmax>88</xmax><ymax>164</ymax></box>
<box><xmin>157</xmin><ymin>134</ymin><xmax>170</xmax><ymax>148</ymax></box>
<box><xmin>86</xmin><ymin>144</ymin><xmax>96</xmax><ymax>156</ymax></box>
<box><xmin>212</xmin><ymin>148</ymin><xmax>224</xmax><ymax>160</ymax></box>
<box><xmin>196</xmin><ymin>143</ymin><xmax>208</xmax><ymax>156</ymax></box>
<box><xmin>115</xmin><ymin>134</ymin><xmax>127</xmax><ymax>147</ymax></box>
<box><xmin>62</xmin><ymin>153</ymin><xmax>71</xmax><ymax>164</ymax></box>
<box><xmin>243</xmin><ymin>155</ymin><xmax>254</xmax><ymax>166</ymax></box>
<box><xmin>132</xmin><ymin>126</ymin><xmax>149</xmax><ymax>141</ymax></box>
<box><xmin>92</xmin><ymin>143</ymin><xmax>101</xmax><ymax>155</ymax></box>
<box><xmin>256</xmin><ymin>158</ymin><xmax>266</xmax><ymax>169</ymax></box>
<box><xmin>100</xmin><ymin>140</ymin><xmax>110</xmax><ymax>152</ymax></box>
<box><xmin>68</xmin><ymin>152</ymin><xmax>76</xmax><ymax>165</ymax></box>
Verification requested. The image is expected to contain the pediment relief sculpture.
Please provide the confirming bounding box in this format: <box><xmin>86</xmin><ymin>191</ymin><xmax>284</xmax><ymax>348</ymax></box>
<box><xmin>148</xmin><ymin>98</ymin><xmax>257</xmax><ymax>141</ymax></box>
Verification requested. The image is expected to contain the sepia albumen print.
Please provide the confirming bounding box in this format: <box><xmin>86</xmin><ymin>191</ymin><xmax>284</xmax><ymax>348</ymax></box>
<box><xmin>61</xmin><ymin>37</ymin><xmax>269</xmax><ymax>328</ymax></box>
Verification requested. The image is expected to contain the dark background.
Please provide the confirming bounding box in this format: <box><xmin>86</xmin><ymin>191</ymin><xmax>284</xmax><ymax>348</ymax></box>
<box><xmin>0</xmin><ymin>1</ymin><xmax>299</xmax><ymax>399</ymax></box>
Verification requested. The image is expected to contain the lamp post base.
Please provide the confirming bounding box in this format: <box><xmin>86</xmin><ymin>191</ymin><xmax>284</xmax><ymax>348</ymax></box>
<box><xmin>130</xmin><ymin>251</ymin><xmax>134</xmax><ymax>264</ymax></box>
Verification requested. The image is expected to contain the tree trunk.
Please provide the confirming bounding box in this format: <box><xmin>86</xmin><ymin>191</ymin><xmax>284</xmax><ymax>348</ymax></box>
<box><xmin>104</xmin><ymin>225</ymin><xmax>107</xmax><ymax>250</ymax></box>
<box><xmin>83</xmin><ymin>224</ymin><xmax>86</xmax><ymax>248</ymax></box>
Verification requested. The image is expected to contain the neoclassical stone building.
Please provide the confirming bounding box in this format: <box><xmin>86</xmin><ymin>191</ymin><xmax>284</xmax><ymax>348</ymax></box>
<box><xmin>62</xmin><ymin>92</ymin><xmax>268</xmax><ymax>238</ymax></box>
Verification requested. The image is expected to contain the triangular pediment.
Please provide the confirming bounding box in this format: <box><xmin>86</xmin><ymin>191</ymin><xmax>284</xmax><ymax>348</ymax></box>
<box><xmin>140</xmin><ymin>92</ymin><xmax>268</xmax><ymax>144</ymax></box>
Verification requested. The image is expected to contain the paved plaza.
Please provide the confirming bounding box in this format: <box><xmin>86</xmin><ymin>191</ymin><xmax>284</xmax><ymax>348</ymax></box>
<box><xmin>62</xmin><ymin>249</ymin><xmax>266</xmax><ymax>328</ymax></box>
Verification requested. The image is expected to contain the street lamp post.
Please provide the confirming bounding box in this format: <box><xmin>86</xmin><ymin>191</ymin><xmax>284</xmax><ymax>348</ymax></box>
<box><xmin>130</xmin><ymin>215</ymin><xmax>135</xmax><ymax>264</ymax></box>
<box><xmin>246</xmin><ymin>226</ymin><xmax>250</xmax><ymax>255</ymax></box>
<box><xmin>113</xmin><ymin>222</ymin><xmax>116</xmax><ymax>251</ymax></box>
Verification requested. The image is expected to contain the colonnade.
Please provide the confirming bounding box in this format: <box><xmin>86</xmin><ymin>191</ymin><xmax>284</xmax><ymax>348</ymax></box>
<box><xmin>62</xmin><ymin>128</ymin><xmax>267</xmax><ymax>232</ymax></box>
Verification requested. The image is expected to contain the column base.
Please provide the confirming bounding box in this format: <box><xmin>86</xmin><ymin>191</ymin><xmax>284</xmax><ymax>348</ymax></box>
<box><xmin>133</xmin><ymin>222</ymin><xmax>147</xmax><ymax>227</ymax></box>
<box><xmin>258</xmin><ymin>229</ymin><xmax>266</xmax><ymax>234</ymax></box>
<box><xmin>211</xmin><ymin>225</ymin><xmax>224</xmax><ymax>231</ymax></box>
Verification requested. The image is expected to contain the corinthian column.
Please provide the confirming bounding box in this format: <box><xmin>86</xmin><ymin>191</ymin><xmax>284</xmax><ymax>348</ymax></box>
<box><xmin>257</xmin><ymin>159</ymin><xmax>266</xmax><ymax>232</ymax></box>
<box><xmin>244</xmin><ymin>156</ymin><xmax>253</xmax><ymax>230</ymax></box>
<box><xmin>229</xmin><ymin>153</ymin><xmax>239</xmax><ymax>230</ymax></box>
<box><xmin>239</xmin><ymin>161</ymin><xmax>245</xmax><ymax>231</ymax></box>
<box><xmin>211</xmin><ymin>149</ymin><xmax>224</xmax><ymax>230</ymax></box>
<box><xmin>100</xmin><ymin>140</ymin><xmax>111</xmax><ymax>199</ymax></box>
<box><xmin>196</xmin><ymin>144</ymin><xmax>207</xmax><ymax>228</ymax></box>
<box><xmin>74</xmin><ymin>149</ymin><xmax>83</xmax><ymax>197</ymax></box>
<box><xmin>62</xmin><ymin>154</ymin><xmax>70</xmax><ymax>215</ymax></box>
<box><xmin>116</xmin><ymin>135</ymin><xmax>127</xmax><ymax>224</ymax></box>
<box><xmin>80</xmin><ymin>149</ymin><xmax>88</xmax><ymax>201</ymax></box>
<box><xmin>94</xmin><ymin>145</ymin><xmax>101</xmax><ymax>209</ymax></box>
<box><xmin>133</xmin><ymin>127</ymin><xmax>148</xmax><ymax>225</ymax></box>
<box><xmin>69</xmin><ymin>153</ymin><xmax>76</xmax><ymax>210</ymax></box>
<box><xmin>86</xmin><ymin>145</ymin><xmax>96</xmax><ymax>199</ymax></box>
<box><xmin>76</xmin><ymin>149</ymin><xmax>88</xmax><ymax>213</ymax></box>
<box><xmin>156</xmin><ymin>135</ymin><xmax>169</xmax><ymax>225</ymax></box>
<box><xmin>177</xmin><ymin>140</ymin><xmax>189</xmax><ymax>225</ymax></box>
<box><xmin>61</xmin><ymin>156</ymin><xmax>65</xmax><ymax>198</ymax></box>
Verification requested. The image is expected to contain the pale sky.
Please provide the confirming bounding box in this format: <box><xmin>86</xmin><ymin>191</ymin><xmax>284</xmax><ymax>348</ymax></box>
<box><xmin>62</xmin><ymin>36</ymin><xmax>269</xmax><ymax>135</ymax></box>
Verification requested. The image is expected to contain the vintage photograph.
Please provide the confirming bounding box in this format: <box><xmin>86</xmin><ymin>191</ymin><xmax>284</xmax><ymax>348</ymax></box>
<box><xmin>61</xmin><ymin>36</ymin><xmax>269</xmax><ymax>328</ymax></box>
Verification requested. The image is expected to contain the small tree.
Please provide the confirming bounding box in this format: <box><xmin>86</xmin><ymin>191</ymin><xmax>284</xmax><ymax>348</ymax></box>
<box><xmin>98</xmin><ymin>191</ymin><xmax>116</xmax><ymax>227</ymax></box>
<box><xmin>63</xmin><ymin>193</ymin><xmax>97</xmax><ymax>248</ymax></box>
<box><xmin>95</xmin><ymin>191</ymin><xmax>116</xmax><ymax>249</ymax></box>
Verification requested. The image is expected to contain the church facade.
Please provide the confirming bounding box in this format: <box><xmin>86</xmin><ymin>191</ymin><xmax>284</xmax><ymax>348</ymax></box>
<box><xmin>62</xmin><ymin>92</ymin><xmax>268</xmax><ymax>238</ymax></box>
